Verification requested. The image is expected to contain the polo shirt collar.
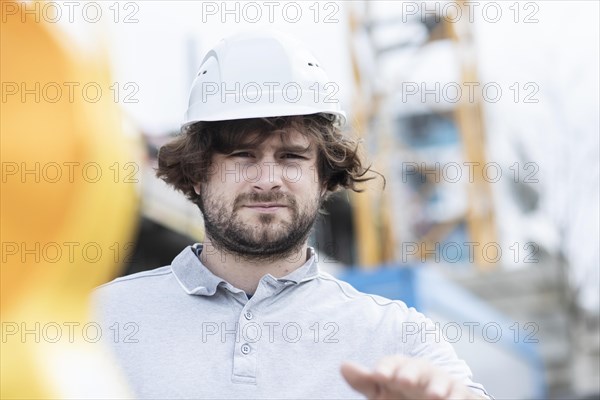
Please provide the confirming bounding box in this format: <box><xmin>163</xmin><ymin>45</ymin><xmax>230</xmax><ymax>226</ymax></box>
<box><xmin>171</xmin><ymin>244</ymin><xmax>320</xmax><ymax>296</ymax></box>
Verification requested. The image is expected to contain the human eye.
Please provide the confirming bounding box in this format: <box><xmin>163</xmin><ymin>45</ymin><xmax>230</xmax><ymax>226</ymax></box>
<box><xmin>282</xmin><ymin>153</ymin><xmax>307</xmax><ymax>160</ymax></box>
<box><xmin>229</xmin><ymin>151</ymin><xmax>253</xmax><ymax>158</ymax></box>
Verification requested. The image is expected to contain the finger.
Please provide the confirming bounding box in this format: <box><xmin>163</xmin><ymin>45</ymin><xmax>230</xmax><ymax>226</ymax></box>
<box><xmin>386</xmin><ymin>361</ymin><xmax>429</xmax><ymax>399</ymax></box>
<box><xmin>372</xmin><ymin>355</ymin><xmax>410</xmax><ymax>382</ymax></box>
<box><xmin>422</xmin><ymin>373</ymin><xmax>452</xmax><ymax>400</ymax></box>
<box><xmin>340</xmin><ymin>361</ymin><xmax>381</xmax><ymax>399</ymax></box>
<box><xmin>388</xmin><ymin>358</ymin><xmax>455</xmax><ymax>400</ymax></box>
<box><xmin>447</xmin><ymin>383</ymin><xmax>484</xmax><ymax>400</ymax></box>
<box><xmin>370</xmin><ymin>356</ymin><xmax>433</xmax><ymax>398</ymax></box>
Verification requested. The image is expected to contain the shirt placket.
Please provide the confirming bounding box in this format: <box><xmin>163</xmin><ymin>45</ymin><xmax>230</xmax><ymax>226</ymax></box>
<box><xmin>231</xmin><ymin>297</ymin><xmax>259</xmax><ymax>383</ymax></box>
<box><xmin>230</xmin><ymin>276</ymin><xmax>290</xmax><ymax>384</ymax></box>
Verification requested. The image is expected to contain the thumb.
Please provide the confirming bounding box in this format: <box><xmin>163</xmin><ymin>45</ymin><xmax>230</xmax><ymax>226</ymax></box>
<box><xmin>340</xmin><ymin>361</ymin><xmax>380</xmax><ymax>399</ymax></box>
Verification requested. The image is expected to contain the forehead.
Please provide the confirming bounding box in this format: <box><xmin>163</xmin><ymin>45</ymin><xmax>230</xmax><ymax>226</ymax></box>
<box><xmin>238</xmin><ymin>128</ymin><xmax>315</xmax><ymax>150</ymax></box>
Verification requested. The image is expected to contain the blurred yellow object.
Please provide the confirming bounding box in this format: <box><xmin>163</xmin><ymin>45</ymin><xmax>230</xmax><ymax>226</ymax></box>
<box><xmin>1</xmin><ymin>1</ymin><xmax>138</xmax><ymax>397</ymax></box>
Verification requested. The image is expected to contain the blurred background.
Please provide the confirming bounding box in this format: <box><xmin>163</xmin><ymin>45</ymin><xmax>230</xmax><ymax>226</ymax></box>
<box><xmin>2</xmin><ymin>1</ymin><xmax>598</xmax><ymax>399</ymax></box>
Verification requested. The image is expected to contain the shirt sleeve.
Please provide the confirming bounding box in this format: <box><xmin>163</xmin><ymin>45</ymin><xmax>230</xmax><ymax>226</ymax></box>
<box><xmin>400</xmin><ymin>306</ymin><xmax>493</xmax><ymax>399</ymax></box>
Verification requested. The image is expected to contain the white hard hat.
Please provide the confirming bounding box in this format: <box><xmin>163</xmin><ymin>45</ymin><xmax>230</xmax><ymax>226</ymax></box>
<box><xmin>183</xmin><ymin>30</ymin><xmax>346</xmax><ymax>127</ymax></box>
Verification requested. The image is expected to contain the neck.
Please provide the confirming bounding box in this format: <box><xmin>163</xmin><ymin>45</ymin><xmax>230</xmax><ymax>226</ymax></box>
<box><xmin>198</xmin><ymin>239</ymin><xmax>311</xmax><ymax>295</ymax></box>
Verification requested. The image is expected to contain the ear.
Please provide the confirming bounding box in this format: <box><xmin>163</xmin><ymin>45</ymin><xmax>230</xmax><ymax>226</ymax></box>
<box><xmin>193</xmin><ymin>183</ymin><xmax>201</xmax><ymax>196</ymax></box>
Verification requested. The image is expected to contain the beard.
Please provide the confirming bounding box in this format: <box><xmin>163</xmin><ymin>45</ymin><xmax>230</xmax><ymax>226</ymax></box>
<box><xmin>198</xmin><ymin>189</ymin><xmax>321</xmax><ymax>262</ymax></box>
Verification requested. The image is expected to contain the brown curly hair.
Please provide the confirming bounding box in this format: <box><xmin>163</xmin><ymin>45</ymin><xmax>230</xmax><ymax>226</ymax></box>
<box><xmin>156</xmin><ymin>114</ymin><xmax>380</xmax><ymax>205</ymax></box>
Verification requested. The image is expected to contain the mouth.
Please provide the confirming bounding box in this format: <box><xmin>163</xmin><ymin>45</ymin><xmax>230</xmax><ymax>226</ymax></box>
<box><xmin>244</xmin><ymin>203</ymin><xmax>288</xmax><ymax>213</ymax></box>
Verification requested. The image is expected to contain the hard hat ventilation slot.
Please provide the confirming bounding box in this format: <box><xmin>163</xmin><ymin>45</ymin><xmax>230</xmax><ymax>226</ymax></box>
<box><xmin>308</xmin><ymin>62</ymin><xmax>319</xmax><ymax>67</ymax></box>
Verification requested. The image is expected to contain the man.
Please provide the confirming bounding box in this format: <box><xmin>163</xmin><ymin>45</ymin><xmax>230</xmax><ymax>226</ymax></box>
<box><xmin>94</xmin><ymin>30</ymin><xmax>491</xmax><ymax>399</ymax></box>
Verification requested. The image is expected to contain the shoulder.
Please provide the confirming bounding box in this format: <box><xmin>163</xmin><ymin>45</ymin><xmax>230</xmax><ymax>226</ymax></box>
<box><xmin>91</xmin><ymin>265</ymin><xmax>177</xmax><ymax>309</ymax></box>
<box><xmin>312</xmin><ymin>271</ymin><xmax>418</xmax><ymax>317</ymax></box>
<box><xmin>94</xmin><ymin>265</ymin><xmax>175</xmax><ymax>295</ymax></box>
<box><xmin>96</xmin><ymin>265</ymin><xmax>174</xmax><ymax>290</ymax></box>
<box><xmin>311</xmin><ymin>271</ymin><xmax>443</xmax><ymax>329</ymax></box>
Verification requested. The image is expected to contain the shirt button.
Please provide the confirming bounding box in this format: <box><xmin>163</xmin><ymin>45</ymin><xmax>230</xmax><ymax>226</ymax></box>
<box><xmin>244</xmin><ymin>311</ymin><xmax>253</xmax><ymax>320</ymax></box>
<box><xmin>241</xmin><ymin>344</ymin><xmax>251</xmax><ymax>355</ymax></box>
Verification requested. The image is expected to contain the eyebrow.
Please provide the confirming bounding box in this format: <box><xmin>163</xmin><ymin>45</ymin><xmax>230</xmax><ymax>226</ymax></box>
<box><xmin>231</xmin><ymin>143</ymin><xmax>313</xmax><ymax>154</ymax></box>
<box><xmin>278</xmin><ymin>145</ymin><xmax>312</xmax><ymax>154</ymax></box>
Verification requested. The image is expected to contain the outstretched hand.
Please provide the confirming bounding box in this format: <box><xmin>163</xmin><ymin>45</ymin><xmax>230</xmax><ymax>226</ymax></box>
<box><xmin>341</xmin><ymin>356</ymin><xmax>486</xmax><ymax>400</ymax></box>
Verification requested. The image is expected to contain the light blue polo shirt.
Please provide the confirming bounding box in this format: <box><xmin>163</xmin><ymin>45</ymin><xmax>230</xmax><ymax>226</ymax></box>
<box><xmin>92</xmin><ymin>245</ymin><xmax>490</xmax><ymax>399</ymax></box>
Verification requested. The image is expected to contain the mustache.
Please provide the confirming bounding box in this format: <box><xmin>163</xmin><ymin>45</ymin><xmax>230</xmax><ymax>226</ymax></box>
<box><xmin>233</xmin><ymin>192</ymin><xmax>296</xmax><ymax>210</ymax></box>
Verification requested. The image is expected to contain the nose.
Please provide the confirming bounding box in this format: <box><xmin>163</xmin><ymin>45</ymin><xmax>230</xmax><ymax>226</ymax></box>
<box><xmin>250</xmin><ymin>159</ymin><xmax>283</xmax><ymax>192</ymax></box>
